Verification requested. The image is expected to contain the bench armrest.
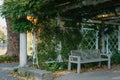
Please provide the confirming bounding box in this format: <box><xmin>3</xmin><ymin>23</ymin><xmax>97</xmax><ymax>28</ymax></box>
<box><xmin>100</xmin><ymin>53</ymin><xmax>111</xmax><ymax>58</ymax></box>
<box><xmin>69</xmin><ymin>55</ymin><xmax>80</xmax><ymax>58</ymax></box>
<box><xmin>100</xmin><ymin>54</ymin><xmax>108</xmax><ymax>56</ymax></box>
<box><xmin>69</xmin><ymin>55</ymin><xmax>81</xmax><ymax>61</ymax></box>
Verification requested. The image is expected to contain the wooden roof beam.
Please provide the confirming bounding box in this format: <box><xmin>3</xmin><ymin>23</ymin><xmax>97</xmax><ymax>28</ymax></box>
<box><xmin>62</xmin><ymin>0</ymin><xmax>110</xmax><ymax>12</ymax></box>
<box><xmin>82</xmin><ymin>20</ymin><xmax>120</xmax><ymax>25</ymax></box>
<box><xmin>82</xmin><ymin>0</ymin><xmax>110</xmax><ymax>6</ymax></box>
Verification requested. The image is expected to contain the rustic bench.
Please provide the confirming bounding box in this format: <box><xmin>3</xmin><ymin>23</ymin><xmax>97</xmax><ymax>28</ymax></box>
<box><xmin>68</xmin><ymin>49</ymin><xmax>111</xmax><ymax>73</ymax></box>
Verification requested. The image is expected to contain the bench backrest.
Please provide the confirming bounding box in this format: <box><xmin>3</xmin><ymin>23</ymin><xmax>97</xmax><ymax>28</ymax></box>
<box><xmin>71</xmin><ymin>49</ymin><xmax>100</xmax><ymax>60</ymax></box>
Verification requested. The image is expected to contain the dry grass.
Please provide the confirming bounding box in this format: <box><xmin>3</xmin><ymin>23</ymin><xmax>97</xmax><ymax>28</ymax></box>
<box><xmin>53</xmin><ymin>65</ymin><xmax>108</xmax><ymax>78</ymax></box>
<box><xmin>9</xmin><ymin>73</ymin><xmax>35</xmax><ymax>80</ymax></box>
<box><xmin>53</xmin><ymin>70</ymin><xmax>69</xmax><ymax>78</ymax></box>
<box><xmin>53</xmin><ymin>64</ymin><xmax>120</xmax><ymax>78</ymax></box>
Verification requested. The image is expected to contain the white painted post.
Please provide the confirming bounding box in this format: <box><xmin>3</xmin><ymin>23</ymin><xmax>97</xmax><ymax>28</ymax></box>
<box><xmin>56</xmin><ymin>41</ymin><xmax>63</xmax><ymax>62</ymax></box>
<box><xmin>33</xmin><ymin>32</ymin><xmax>36</xmax><ymax>64</ymax></box>
<box><xmin>20</xmin><ymin>33</ymin><xmax>27</xmax><ymax>67</ymax></box>
<box><xmin>56</xmin><ymin>14</ymin><xmax>63</xmax><ymax>62</ymax></box>
<box><xmin>102</xmin><ymin>35</ymin><xmax>105</xmax><ymax>54</ymax></box>
<box><xmin>81</xmin><ymin>24</ymin><xmax>83</xmax><ymax>32</ymax></box>
<box><xmin>108</xmin><ymin>54</ymin><xmax>111</xmax><ymax>69</ymax></box>
<box><xmin>106</xmin><ymin>35</ymin><xmax>109</xmax><ymax>54</ymax></box>
<box><xmin>32</xmin><ymin>31</ymin><xmax>39</xmax><ymax>68</ymax></box>
<box><xmin>56</xmin><ymin>15</ymin><xmax>60</xmax><ymax>27</ymax></box>
<box><xmin>68</xmin><ymin>56</ymin><xmax>71</xmax><ymax>71</ymax></box>
<box><xmin>96</xmin><ymin>31</ymin><xmax>99</xmax><ymax>49</ymax></box>
<box><xmin>77</xmin><ymin>56</ymin><xmax>81</xmax><ymax>74</ymax></box>
<box><xmin>118</xmin><ymin>26</ymin><xmax>120</xmax><ymax>51</ymax></box>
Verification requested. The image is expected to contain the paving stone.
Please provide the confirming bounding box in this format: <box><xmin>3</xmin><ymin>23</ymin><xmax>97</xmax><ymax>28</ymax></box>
<box><xmin>19</xmin><ymin>67</ymin><xmax>53</xmax><ymax>80</ymax></box>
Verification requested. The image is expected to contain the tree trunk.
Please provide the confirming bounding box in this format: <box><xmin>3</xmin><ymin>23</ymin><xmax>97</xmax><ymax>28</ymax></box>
<box><xmin>6</xmin><ymin>18</ymin><xmax>20</xmax><ymax>56</ymax></box>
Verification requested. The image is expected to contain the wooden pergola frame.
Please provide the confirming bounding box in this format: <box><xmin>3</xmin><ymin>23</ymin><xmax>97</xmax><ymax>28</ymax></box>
<box><xmin>59</xmin><ymin>0</ymin><xmax>120</xmax><ymax>25</ymax></box>
<box><xmin>20</xmin><ymin>0</ymin><xmax>120</xmax><ymax>67</ymax></box>
<box><xmin>60</xmin><ymin>0</ymin><xmax>120</xmax><ymax>54</ymax></box>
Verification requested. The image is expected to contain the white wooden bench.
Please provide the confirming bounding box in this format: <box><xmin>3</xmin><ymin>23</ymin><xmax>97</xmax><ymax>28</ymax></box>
<box><xmin>68</xmin><ymin>49</ymin><xmax>111</xmax><ymax>73</ymax></box>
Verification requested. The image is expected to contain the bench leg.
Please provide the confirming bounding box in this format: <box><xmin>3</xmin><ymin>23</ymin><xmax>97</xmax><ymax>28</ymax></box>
<box><xmin>108</xmin><ymin>55</ymin><xmax>111</xmax><ymax>69</ymax></box>
<box><xmin>68</xmin><ymin>61</ymin><xmax>71</xmax><ymax>71</ymax></box>
<box><xmin>77</xmin><ymin>57</ymin><xmax>81</xmax><ymax>73</ymax></box>
<box><xmin>108</xmin><ymin>60</ymin><xmax>111</xmax><ymax>69</ymax></box>
<box><xmin>68</xmin><ymin>56</ymin><xmax>71</xmax><ymax>71</ymax></box>
<box><xmin>98</xmin><ymin>62</ymin><xmax>101</xmax><ymax>67</ymax></box>
<box><xmin>77</xmin><ymin>63</ymin><xmax>81</xmax><ymax>74</ymax></box>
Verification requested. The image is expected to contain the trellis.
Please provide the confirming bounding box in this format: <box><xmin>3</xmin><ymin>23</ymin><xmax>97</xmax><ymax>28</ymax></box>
<box><xmin>80</xmin><ymin>27</ymin><xmax>118</xmax><ymax>54</ymax></box>
<box><xmin>80</xmin><ymin>28</ymin><xmax>98</xmax><ymax>50</ymax></box>
<box><xmin>109</xmin><ymin>30</ymin><xmax>118</xmax><ymax>53</ymax></box>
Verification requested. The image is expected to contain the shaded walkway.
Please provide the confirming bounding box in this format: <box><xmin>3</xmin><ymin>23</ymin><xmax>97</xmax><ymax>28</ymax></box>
<box><xmin>0</xmin><ymin>63</ymin><xmax>120</xmax><ymax>80</ymax></box>
<box><xmin>55</xmin><ymin>65</ymin><xmax>120</xmax><ymax>80</ymax></box>
<box><xmin>0</xmin><ymin>63</ymin><xmax>18</xmax><ymax>80</ymax></box>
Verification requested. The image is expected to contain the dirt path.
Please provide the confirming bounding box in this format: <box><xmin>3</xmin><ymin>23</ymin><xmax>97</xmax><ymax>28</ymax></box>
<box><xmin>55</xmin><ymin>65</ymin><xmax>120</xmax><ymax>80</ymax></box>
<box><xmin>0</xmin><ymin>63</ymin><xmax>18</xmax><ymax>80</ymax></box>
<box><xmin>0</xmin><ymin>63</ymin><xmax>120</xmax><ymax>80</ymax></box>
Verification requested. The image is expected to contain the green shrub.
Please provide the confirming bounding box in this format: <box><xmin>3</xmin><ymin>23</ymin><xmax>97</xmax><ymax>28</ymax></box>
<box><xmin>40</xmin><ymin>62</ymin><xmax>68</xmax><ymax>72</ymax></box>
<box><xmin>0</xmin><ymin>55</ymin><xmax>19</xmax><ymax>63</ymax></box>
<box><xmin>111</xmin><ymin>53</ymin><xmax>120</xmax><ymax>64</ymax></box>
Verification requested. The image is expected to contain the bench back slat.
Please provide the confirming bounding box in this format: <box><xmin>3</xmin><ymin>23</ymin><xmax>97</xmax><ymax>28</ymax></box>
<box><xmin>71</xmin><ymin>49</ymin><xmax>101</xmax><ymax>60</ymax></box>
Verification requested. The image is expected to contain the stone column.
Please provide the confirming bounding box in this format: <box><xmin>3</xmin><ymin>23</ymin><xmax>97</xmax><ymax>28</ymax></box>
<box><xmin>20</xmin><ymin>33</ymin><xmax>27</xmax><ymax>67</ymax></box>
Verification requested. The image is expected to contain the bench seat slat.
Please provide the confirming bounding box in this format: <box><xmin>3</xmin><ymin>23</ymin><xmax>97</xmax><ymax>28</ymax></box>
<box><xmin>80</xmin><ymin>58</ymin><xmax>108</xmax><ymax>63</ymax></box>
<box><xmin>69</xmin><ymin>58</ymin><xmax>108</xmax><ymax>63</ymax></box>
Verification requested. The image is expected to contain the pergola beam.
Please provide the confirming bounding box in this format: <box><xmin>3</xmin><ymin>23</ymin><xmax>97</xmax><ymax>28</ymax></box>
<box><xmin>62</xmin><ymin>0</ymin><xmax>111</xmax><ymax>12</ymax></box>
<box><xmin>62</xmin><ymin>2</ymin><xmax>83</xmax><ymax>12</ymax></box>
<box><xmin>61</xmin><ymin>17</ymin><xmax>120</xmax><ymax>26</ymax></box>
<box><xmin>82</xmin><ymin>20</ymin><xmax>120</xmax><ymax>26</ymax></box>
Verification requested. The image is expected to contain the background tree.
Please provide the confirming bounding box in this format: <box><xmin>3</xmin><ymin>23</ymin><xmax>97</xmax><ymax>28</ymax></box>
<box><xmin>0</xmin><ymin>0</ymin><xmax>35</xmax><ymax>57</ymax></box>
<box><xmin>6</xmin><ymin>18</ymin><xmax>19</xmax><ymax>56</ymax></box>
<box><xmin>0</xmin><ymin>0</ymin><xmax>20</xmax><ymax>56</ymax></box>
<box><xmin>0</xmin><ymin>28</ymin><xmax>6</xmax><ymax>43</ymax></box>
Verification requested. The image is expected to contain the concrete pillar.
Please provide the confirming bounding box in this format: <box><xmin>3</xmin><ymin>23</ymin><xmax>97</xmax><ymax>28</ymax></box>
<box><xmin>20</xmin><ymin>33</ymin><xmax>27</xmax><ymax>67</ymax></box>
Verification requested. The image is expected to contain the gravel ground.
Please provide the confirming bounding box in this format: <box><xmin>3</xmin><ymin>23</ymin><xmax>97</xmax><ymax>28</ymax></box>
<box><xmin>0</xmin><ymin>69</ymin><xmax>18</xmax><ymax>80</ymax></box>
<box><xmin>0</xmin><ymin>63</ymin><xmax>120</xmax><ymax>80</ymax></box>
<box><xmin>0</xmin><ymin>63</ymin><xmax>18</xmax><ymax>80</ymax></box>
<box><xmin>55</xmin><ymin>65</ymin><xmax>120</xmax><ymax>80</ymax></box>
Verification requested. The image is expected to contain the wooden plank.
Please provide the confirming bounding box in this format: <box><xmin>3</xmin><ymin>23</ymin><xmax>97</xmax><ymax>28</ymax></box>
<box><xmin>80</xmin><ymin>58</ymin><xmax>108</xmax><ymax>63</ymax></box>
<box><xmin>82</xmin><ymin>20</ymin><xmax>120</xmax><ymax>25</ymax></box>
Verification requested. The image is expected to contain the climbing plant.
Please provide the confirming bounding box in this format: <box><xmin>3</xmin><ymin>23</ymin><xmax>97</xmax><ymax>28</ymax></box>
<box><xmin>37</xmin><ymin>18</ymin><xmax>82</xmax><ymax>62</ymax></box>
